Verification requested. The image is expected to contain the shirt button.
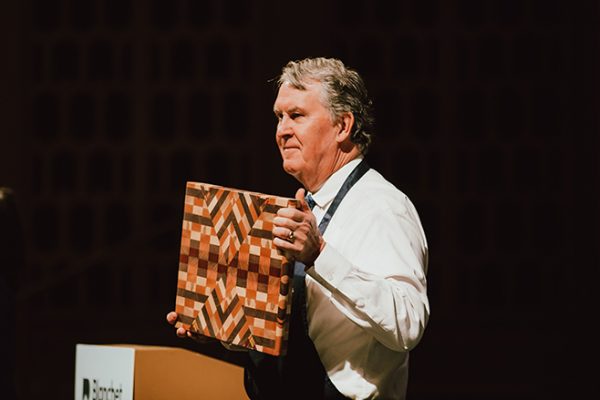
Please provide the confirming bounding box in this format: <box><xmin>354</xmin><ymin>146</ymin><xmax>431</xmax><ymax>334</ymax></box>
<box><xmin>356</xmin><ymin>299</ymin><xmax>365</xmax><ymax>308</ymax></box>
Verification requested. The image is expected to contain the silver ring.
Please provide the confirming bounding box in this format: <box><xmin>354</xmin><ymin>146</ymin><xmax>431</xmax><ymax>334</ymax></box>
<box><xmin>288</xmin><ymin>230</ymin><xmax>295</xmax><ymax>241</ymax></box>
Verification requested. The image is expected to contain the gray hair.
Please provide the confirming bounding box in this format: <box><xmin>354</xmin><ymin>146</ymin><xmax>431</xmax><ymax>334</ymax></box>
<box><xmin>277</xmin><ymin>57</ymin><xmax>375</xmax><ymax>154</ymax></box>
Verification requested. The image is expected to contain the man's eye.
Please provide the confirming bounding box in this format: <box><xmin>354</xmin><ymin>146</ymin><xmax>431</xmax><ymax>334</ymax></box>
<box><xmin>290</xmin><ymin>113</ymin><xmax>302</xmax><ymax>119</ymax></box>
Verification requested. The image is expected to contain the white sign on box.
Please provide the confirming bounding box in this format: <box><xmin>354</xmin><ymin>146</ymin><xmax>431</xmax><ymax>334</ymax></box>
<box><xmin>74</xmin><ymin>343</ymin><xmax>249</xmax><ymax>399</ymax></box>
<box><xmin>74</xmin><ymin>344</ymin><xmax>135</xmax><ymax>400</ymax></box>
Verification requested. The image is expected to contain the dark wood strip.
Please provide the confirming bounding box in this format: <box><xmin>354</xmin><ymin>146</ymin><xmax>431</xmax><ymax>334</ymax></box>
<box><xmin>205</xmin><ymin>187</ymin><xmax>218</xmax><ymax>204</ymax></box>
<box><xmin>228</xmin><ymin>310</ymin><xmax>247</xmax><ymax>342</ymax></box>
<box><xmin>249</xmin><ymin>228</ymin><xmax>272</xmax><ymax>240</ymax></box>
<box><xmin>254</xmin><ymin>336</ymin><xmax>275</xmax><ymax>348</ymax></box>
<box><xmin>177</xmin><ymin>288</ymin><xmax>208</xmax><ymax>303</ymax></box>
<box><xmin>210</xmin><ymin>189</ymin><xmax>230</xmax><ymax>219</ymax></box>
<box><xmin>239</xmin><ymin>328</ymin><xmax>252</xmax><ymax>347</ymax></box>
<box><xmin>201</xmin><ymin>306</ymin><xmax>216</xmax><ymax>337</ymax></box>
<box><xmin>211</xmin><ymin>287</ymin><xmax>227</xmax><ymax>323</ymax></box>
<box><xmin>223</xmin><ymin>293</ymin><xmax>241</xmax><ymax>319</ymax></box>
<box><xmin>251</xmin><ymin>195</ymin><xmax>265</xmax><ymax>215</ymax></box>
<box><xmin>263</xmin><ymin>203</ymin><xmax>281</xmax><ymax>214</ymax></box>
<box><xmin>244</xmin><ymin>307</ymin><xmax>278</xmax><ymax>322</ymax></box>
<box><xmin>238</xmin><ymin>194</ymin><xmax>255</xmax><ymax>227</ymax></box>
<box><xmin>186</xmin><ymin>187</ymin><xmax>203</xmax><ymax>198</ymax></box>
<box><xmin>178</xmin><ymin>314</ymin><xmax>194</xmax><ymax>325</ymax></box>
<box><xmin>183</xmin><ymin>212</ymin><xmax>212</xmax><ymax>226</ymax></box>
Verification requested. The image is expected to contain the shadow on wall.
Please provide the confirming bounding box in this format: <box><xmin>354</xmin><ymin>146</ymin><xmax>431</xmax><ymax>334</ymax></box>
<box><xmin>0</xmin><ymin>187</ymin><xmax>24</xmax><ymax>400</ymax></box>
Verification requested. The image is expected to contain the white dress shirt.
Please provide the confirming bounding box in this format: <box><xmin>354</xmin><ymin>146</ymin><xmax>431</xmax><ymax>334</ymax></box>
<box><xmin>306</xmin><ymin>157</ymin><xmax>429</xmax><ymax>400</ymax></box>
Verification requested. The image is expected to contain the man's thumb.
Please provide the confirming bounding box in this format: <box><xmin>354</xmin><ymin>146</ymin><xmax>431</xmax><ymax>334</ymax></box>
<box><xmin>295</xmin><ymin>188</ymin><xmax>309</xmax><ymax>211</ymax></box>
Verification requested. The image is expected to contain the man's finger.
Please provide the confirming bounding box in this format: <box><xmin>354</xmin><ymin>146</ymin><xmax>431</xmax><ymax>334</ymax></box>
<box><xmin>273</xmin><ymin>236</ymin><xmax>296</xmax><ymax>250</ymax></box>
<box><xmin>273</xmin><ymin>226</ymin><xmax>295</xmax><ymax>241</ymax></box>
<box><xmin>166</xmin><ymin>311</ymin><xmax>178</xmax><ymax>325</ymax></box>
<box><xmin>273</xmin><ymin>237</ymin><xmax>297</xmax><ymax>260</ymax></box>
<box><xmin>295</xmin><ymin>188</ymin><xmax>309</xmax><ymax>211</ymax></box>
<box><xmin>273</xmin><ymin>214</ymin><xmax>301</xmax><ymax>229</ymax></box>
<box><xmin>277</xmin><ymin>209</ymin><xmax>304</xmax><ymax>223</ymax></box>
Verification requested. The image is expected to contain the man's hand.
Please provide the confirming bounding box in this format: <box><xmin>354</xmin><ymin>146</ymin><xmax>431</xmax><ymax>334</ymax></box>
<box><xmin>272</xmin><ymin>188</ymin><xmax>324</xmax><ymax>266</ymax></box>
<box><xmin>165</xmin><ymin>311</ymin><xmax>215</xmax><ymax>343</ymax></box>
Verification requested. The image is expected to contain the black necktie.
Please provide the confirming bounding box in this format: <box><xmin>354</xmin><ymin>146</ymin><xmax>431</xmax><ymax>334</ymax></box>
<box><xmin>305</xmin><ymin>193</ymin><xmax>316</xmax><ymax>211</ymax></box>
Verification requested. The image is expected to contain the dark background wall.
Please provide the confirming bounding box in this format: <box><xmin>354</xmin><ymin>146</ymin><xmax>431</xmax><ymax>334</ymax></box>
<box><xmin>1</xmin><ymin>1</ymin><xmax>598</xmax><ymax>399</ymax></box>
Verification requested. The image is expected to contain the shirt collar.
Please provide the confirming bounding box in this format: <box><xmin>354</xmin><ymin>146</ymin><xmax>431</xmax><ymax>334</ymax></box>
<box><xmin>309</xmin><ymin>157</ymin><xmax>363</xmax><ymax>209</ymax></box>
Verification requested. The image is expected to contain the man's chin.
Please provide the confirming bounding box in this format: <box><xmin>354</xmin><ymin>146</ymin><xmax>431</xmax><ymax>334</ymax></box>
<box><xmin>282</xmin><ymin>160</ymin><xmax>301</xmax><ymax>178</ymax></box>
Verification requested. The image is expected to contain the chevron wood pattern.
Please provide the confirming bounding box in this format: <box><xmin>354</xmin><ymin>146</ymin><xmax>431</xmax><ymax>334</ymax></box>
<box><xmin>175</xmin><ymin>181</ymin><xmax>297</xmax><ymax>355</ymax></box>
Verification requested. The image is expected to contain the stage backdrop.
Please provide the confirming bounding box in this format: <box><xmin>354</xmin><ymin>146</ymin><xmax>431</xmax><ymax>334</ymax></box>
<box><xmin>0</xmin><ymin>1</ymin><xmax>597</xmax><ymax>399</ymax></box>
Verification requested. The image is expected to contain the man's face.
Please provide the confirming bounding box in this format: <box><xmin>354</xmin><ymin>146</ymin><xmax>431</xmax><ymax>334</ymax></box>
<box><xmin>273</xmin><ymin>81</ymin><xmax>340</xmax><ymax>190</ymax></box>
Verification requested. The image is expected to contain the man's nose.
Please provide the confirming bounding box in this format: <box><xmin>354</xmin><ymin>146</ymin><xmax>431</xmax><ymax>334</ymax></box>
<box><xmin>276</xmin><ymin>116</ymin><xmax>293</xmax><ymax>138</ymax></box>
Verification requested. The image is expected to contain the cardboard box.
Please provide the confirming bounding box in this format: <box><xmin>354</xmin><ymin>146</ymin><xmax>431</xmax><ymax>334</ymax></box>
<box><xmin>74</xmin><ymin>344</ymin><xmax>249</xmax><ymax>400</ymax></box>
<box><xmin>175</xmin><ymin>181</ymin><xmax>297</xmax><ymax>355</ymax></box>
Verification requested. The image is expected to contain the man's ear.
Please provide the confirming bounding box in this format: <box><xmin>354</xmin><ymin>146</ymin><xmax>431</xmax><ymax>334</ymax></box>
<box><xmin>336</xmin><ymin>112</ymin><xmax>355</xmax><ymax>143</ymax></box>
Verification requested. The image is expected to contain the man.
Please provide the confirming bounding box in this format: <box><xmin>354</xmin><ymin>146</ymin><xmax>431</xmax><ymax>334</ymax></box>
<box><xmin>168</xmin><ymin>57</ymin><xmax>429</xmax><ymax>399</ymax></box>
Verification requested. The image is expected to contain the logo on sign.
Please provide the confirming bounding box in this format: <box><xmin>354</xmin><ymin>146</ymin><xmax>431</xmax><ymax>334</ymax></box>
<box><xmin>81</xmin><ymin>377</ymin><xmax>123</xmax><ymax>400</ymax></box>
<box><xmin>83</xmin><ymin>378</ymin><xmax>90</xmax><ymax>400</ymax></box>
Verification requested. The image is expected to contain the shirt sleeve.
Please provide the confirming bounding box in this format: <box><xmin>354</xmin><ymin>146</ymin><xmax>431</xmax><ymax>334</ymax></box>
<box><xmin>307</xmin><ymin>205</ymin><xmax>429</xmax><ymax>352</ymax></box>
